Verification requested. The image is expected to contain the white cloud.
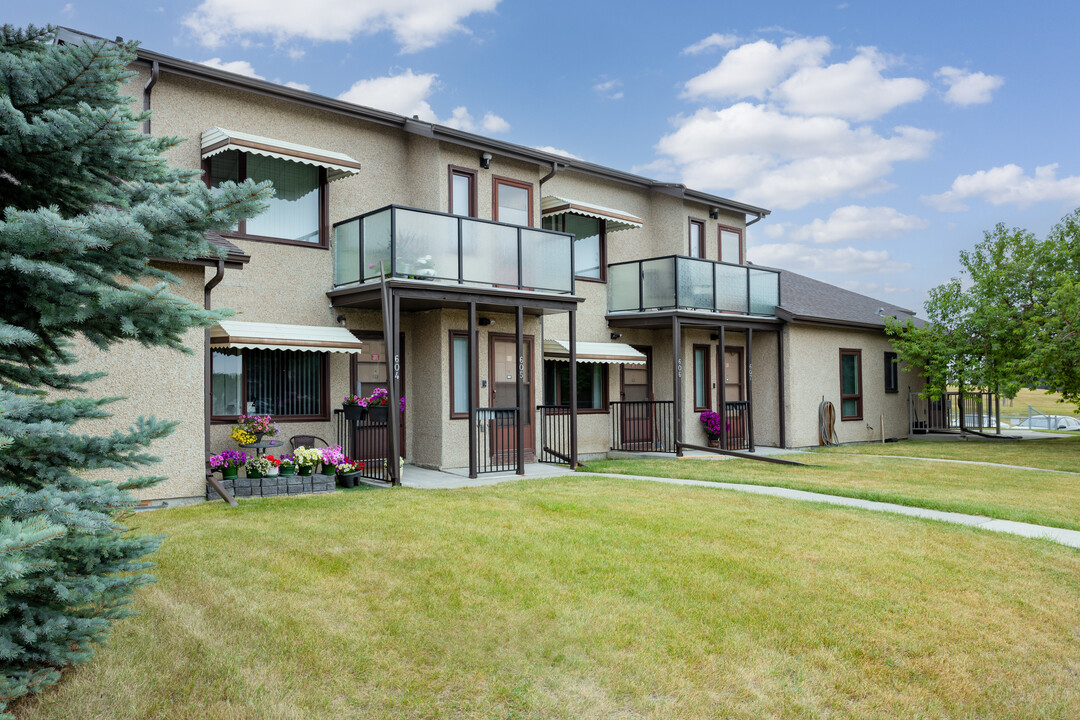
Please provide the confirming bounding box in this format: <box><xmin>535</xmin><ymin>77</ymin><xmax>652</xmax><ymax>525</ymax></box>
<box><xmin>774</xmin><ymin>47</ymin><xmax>927</xmax><ymax>120</ymax></box>
<box><xmin>838</xmin><ymin>280</ymin><xmax>911</xmax><ymax>295</ymax></box>
<box><xmin>287</xmin><ymin>47</ymin><xmax>306</xmax><ymax>60</ymax></box>
<box><xmin>283</xmin><ymin>80</ymin><xmax>310</xmax><ymax>91</ymax></box>
<box><xmin>655</xmin><ymin>103</ymin><xmax>936</xmax><ymax>209</ymax></box>
<box><xmin>532</xmin><ymin>146</ymin><xmax>583</xmax><ymax>160</ymax></box>
<box><xmin>682</xmin><ymin>33</ymin><xmax>740</xmax><ymax>55</ymax></box>
<box><xmin>338</xmin><ymin>70</ymin><xmax>508</xmax><ymax>132</ymax></box>
<box><xmin>749</xmin><ymin>242</ymin><xmax>911</xmax><ymax>274</ymax></box>
<box><xmin>61</xmin><ymin>3</ymin><xmax>74</xmax><ymax>15</ymax></box>
<box><xmin>787</xmin><ymin>205</ymin><xmax>928</xmax><ymax>243</ymax></box>
<box><xmin>682</xmin><ymin>37</ymin><xmax>831</xmax><ymax>101</ymax></box>
<box><xmin>923</xmin><ymin>163</ymin><xmax>1080</xmax><ymax>211</ymax></box>
<box><xmin>936</xmin><ymin>66</ymin><xmax>1004</xmax><ymax>105</ymax></box>
<box><xmin>593</xmin><ymin>79</ymin><xmax>623</xmax><ymax>100</ymax></box>
<box><xmin>198</xmin><ymin>57</ymin><xmax>264</xmax><ymax>79</ymax></box>
<box><xmin>185</xmin><ymin>0</ymin><xmax>500</xmax><ymax>53</ymax></box>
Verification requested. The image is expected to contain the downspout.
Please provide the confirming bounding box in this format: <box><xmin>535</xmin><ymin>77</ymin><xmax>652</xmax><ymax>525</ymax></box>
<box><xmin>142</xmin><ymin>60</ymin><xmax>159</xmax><ymax>135</ymax></box>
<box><xmin>539</xmin><ymin>162</ymin><xmax>563</xmax><ymax>189</ymax></box>
<box><xmin>745</xmin><ymin>211</ymin><xmax>764</xmax><ymax>227</ymax></box>
<box><xmin>204</xmin><ymin>259</ymin><xmax>226</xmax><ymax>460</ymax></box>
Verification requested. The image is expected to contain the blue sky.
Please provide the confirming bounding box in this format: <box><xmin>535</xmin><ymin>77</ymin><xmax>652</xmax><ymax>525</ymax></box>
<box><xmin>12</xmin><ymin>0</ymin><xmax>1080</xmax><ymax>313</ymax></box>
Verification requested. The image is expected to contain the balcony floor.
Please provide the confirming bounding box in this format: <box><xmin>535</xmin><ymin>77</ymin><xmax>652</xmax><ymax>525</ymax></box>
<box><xmin>329</xmin><ymin>277</ymin><xmax>583</xmax><ymax>314</ymax></box>
<box><xmin>606</xmin><ymin>308</ymin><xmax>782</xmax><ymax>330</ymax></box>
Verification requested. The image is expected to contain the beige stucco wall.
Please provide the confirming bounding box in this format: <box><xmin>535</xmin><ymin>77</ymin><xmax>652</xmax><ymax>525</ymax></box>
<box><xmin>784</xmin><ymin>324</ymin><xmax>923</xmax><ymax>448</ymax></box>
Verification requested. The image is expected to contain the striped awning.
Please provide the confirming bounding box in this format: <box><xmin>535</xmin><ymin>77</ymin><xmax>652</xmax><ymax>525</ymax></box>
<box><xmin>210</xmin><ymin>321</ymin><xmax>363</xmax><ymax>353</ymax></box>
<box><xmin>544</xmin><ymin>340</ymin><xmax>646</xmax><ymax>364</ymax></box>
<box><xmin>201</xmin><ymin>127</ymin><xmax>362</xmax><ymax>182</ymax></box>
<box><xmin>541</xmin><ymin>195</ymin><xmax>643</xmax><ymax>233</ymax></box>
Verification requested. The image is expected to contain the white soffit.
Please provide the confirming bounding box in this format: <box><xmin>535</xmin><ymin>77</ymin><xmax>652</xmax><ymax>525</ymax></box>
<box><xmin>201</xmin><ymin>127</ymin><xmax>361</xmax><ymax>182</ymax></box>
<box><xmin>541</xmin><ymin>195</ymin><xmax>643</xmax><ymax>233</ymax></box>
<box><xmin>210</xmin><ymin>321</ymin><xmax>363</xmax><ymax>354</ymax></box>
<box><xmin>543</xmin><ymin>339</ymin><xmax>646</xmax><ymax>364</ymax></box>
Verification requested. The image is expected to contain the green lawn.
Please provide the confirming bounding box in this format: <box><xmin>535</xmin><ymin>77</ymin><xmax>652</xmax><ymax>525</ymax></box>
<box><xmin>15</xmin><ymin>478</ymin><xmax>1080</xmax><ymax>719</ymax></box>
<box><xmin>584</xmin><ymin>450</ymin><xmax>1080</xmax><ymax>531</ymax></box>
<box><xmin>815</xmin><ymin>433</ymin><xmax>1080</xmax><ymax>473</ymax></box>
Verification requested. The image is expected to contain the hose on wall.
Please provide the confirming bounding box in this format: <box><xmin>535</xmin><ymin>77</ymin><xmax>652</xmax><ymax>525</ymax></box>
<box><xmin>818</xmin><ymin>398</ymin><xmax>839</xmax><ymax>446</ymax></box>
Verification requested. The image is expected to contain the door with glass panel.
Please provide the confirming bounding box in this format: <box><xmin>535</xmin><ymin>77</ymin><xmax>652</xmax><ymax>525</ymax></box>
<box><xmin>720</xmin><ymin>346</ymin><xmax>746</xmax><ymax>449</ymax></box>
<box><xmin>488</xmin><ymin>335</ymin><xmax>534</xmax><ymax>461</ymax></box>
<box><xmin>350</xmin><ymin>333</ymin><xmax>405</xmax><ymax>462</ymax></box>
<box><xmin>619</xmin><ymin>347</ymin><xmax>653</xmax><ymax>448</ymax></box>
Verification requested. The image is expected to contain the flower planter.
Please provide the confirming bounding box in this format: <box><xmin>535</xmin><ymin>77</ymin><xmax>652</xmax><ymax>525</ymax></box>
<box><xmin>220</xmin><ymin>466</ymin><xmax>239</xmax><ymax>480</ymax></box>
<box><xmin>343</xmin><ymin>405</ymin><xmax>367</xmax><ymax>421</ymax></box>
<box><xmin>322</xmin><ymin>463</ymin><xmax>336</xmax><ymax>476</ymax></box>
<box><xmin>337</xmin><ymin>471</ymin><xmax>362</xmax><ymax>489</ymax></box>
<box><xmin>368</xmin><ymin>405</ymin><xmax>388</xmax><ymax>423</ymax></box>
<box><xmin>279</xmin><ymin>464</ymin><xmax>296</xmax><ymax>476</ymax></box>
<box><xmin>266</xmin><ymin>467</ymin><xmax>280</xmax><ymax>477</ymax></box>
<box><xmin>297</xmin><ymin>466</ymin><xmax>314</xmax><ymax>477</ymax></box>
<box><xmin>247</xmin><ymin>469</ymin><xmax>263</xmax><ymax>479</ymax></box>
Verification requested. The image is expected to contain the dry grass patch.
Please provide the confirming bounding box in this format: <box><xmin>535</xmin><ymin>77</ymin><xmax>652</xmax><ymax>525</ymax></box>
<box><xmin>14</xmin><ymin>478</ymin><xmax>1080</xmax><ymax>719</ymax></box>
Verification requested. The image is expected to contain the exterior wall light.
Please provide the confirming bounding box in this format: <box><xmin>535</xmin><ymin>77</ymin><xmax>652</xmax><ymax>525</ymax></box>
<box><xmin>481</xmin><ymin>152</ymin><xmax>492</xmax><ymax>169</ymax></box>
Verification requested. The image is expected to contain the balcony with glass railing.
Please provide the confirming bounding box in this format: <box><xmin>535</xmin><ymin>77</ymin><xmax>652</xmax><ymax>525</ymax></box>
<box><xmin>333</xmin><ymin>205</ymin><xmax>575</xmax><ymax>295</ymax></box>
<box><xmin>607</xmin><ymin>255</ymin><xmax>780</xmax><ymax>316</ymax></box>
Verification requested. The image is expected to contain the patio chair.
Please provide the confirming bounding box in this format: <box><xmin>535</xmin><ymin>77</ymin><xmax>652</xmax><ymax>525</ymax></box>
<box><xmin>290</xmin><ymin>435</ymin><xmax>329</xmax><ymax>452</ymax></box>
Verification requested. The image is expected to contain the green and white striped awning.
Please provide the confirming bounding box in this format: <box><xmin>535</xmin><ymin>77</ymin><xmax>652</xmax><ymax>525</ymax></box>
<box><xmin>211</xmin><ymin>321</ymin><xmax>363</xmax><ymax>354</ymax></box>
<box><xmin>201</xmin><ymin>127</ymin><xmax>362</xmax><ymax>182</ymax></box>
<box><xmin>541</xmin><ymin>195</ymin><xmax>643</xmax><ymax>233</ymax></box>
<box><xmin>543</xmin><ymin>340</ymin><xmax>645</xmax><ymax>364</ymax></box>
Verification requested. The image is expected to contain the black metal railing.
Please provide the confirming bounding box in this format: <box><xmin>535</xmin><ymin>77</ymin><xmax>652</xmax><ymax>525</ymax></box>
<box><xmin>537</xmin><ymin>405</ymin><xmax>573</xmax><ymax>464</ymax></box>
<box><xmin>607</xmin><ymin>254</ymin><xmax>780</xmax><ymax>316</ymax></box>
<box><xmin>476</xmin><ymin>407</ymin><xmax>520</xmax><ymax>474</ymax></box>
<box><xmin>911</xmin><ymin>391</ymin><xmax>998</xmax><ymax>433</ymax></box>
<box><xmin>610</xmin><ymin>400</ymin><xmax>675</xmax><ymax>452</ymax></box>
<box><xmin>333</xmin><ymin>204</ymin><xmax>575</xmax><ymax>294</ymax></box>
<box><xmin>335</xmin><ymin>408</ymin><xmax>390</xmax><ymax>482</ymax></box>
<box><xmin>720</xmin><ymin>401</ymin><xmax>750</xmax><ymax>450</ymax></box>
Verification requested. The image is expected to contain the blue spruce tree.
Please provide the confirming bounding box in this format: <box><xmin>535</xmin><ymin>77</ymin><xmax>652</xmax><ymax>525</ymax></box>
<box><xmin>0</xmin><ymin>25</ymin><xmax>270</xmax><ymax>713</ymax></box>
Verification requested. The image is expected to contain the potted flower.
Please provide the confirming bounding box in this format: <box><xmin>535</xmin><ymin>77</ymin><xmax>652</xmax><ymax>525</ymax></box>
<box><xmin>335</xmin><ymin>459</ymin><xmax>366</xmax><ymax>488</ymax></box>
<box><xmin>359</xmin><ymin>388</ymin><xmax>406</xmax><ymax>423</ymax></box>
<box><xmin>293</xmin><ymin>446</ymin><xmax>322</xmax><ymax>476</ymax></box>
<box><xmin>699</xmin><ymin>410</ymin><xmax>726</xmax><ymax>448</ymax></box>
<box><xmin>209</xmin><ymin>450</ymin><xmax>247</xmax><ymax>479</ymax></box>
<box><xmin>320</xmin><ymin>444</ymin><xmax>347</xmax><ymax>475</ymax></box>
<box><xmin>342</xmin><ymin>394</ymin><xmax>368</xmax><ymax>421</ymax></box>
<box><xmin>231</xmin><ymin>414</ymin><xmax>280</xmax><ymax>445</ymax></box>
<box><xmin>278</xmin><ymin>453</ymin><xmax>297</xmax><ymax>476</ymax></box>
<box><xmin>264</xmin><ymin>455</ymin><xmax>282</xmax><ymax>477</ymax></box>
<box><xmin>246</xmin><ymin>456</ymin><xmax>271</xmax><ymax>479</ymax></box>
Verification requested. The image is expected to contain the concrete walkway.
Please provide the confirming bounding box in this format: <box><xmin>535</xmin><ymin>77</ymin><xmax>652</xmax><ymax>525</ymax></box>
<box><xmin>400</xmin><ymin>463</ymin><xmax>1080</xmax><ymax>550</ymax></box>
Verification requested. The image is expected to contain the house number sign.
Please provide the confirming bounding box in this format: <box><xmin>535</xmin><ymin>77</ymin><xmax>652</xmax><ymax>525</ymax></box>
<box><xmin>394</xmin><ymin>353</ymin><xmax>400</xmax><ymax>381</ymax></box>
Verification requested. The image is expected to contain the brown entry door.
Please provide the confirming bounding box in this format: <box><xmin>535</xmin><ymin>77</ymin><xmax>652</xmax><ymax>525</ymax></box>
<box><xmin>619</xmin><ymin>347</ymin><xmax>652</xmax><ymax>447</ymax></box>
<box><xmin>489</xmin><ymin>335</ymin><xmax>534</xmax><ymax>460</ymax></box>
<box><xmin>721</xmin><ymin>347</ymin><xmax>746</xmax><ymax>450</ymax></box>
<box><xmin>350</xmin><ymin>334</ymin><xmax>405</xmax><ymax>461</ymax></box>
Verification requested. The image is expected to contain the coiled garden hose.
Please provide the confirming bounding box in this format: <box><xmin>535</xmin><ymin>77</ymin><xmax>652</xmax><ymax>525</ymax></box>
<box><xmin>819</xmin><ymin>399</ymin><xmax>839</xmax><ymax>446</ymax></box>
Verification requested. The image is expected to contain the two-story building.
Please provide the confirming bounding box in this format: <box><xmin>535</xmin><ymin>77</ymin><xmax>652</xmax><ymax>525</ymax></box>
<box><xmin>58</xmin><ymin>29</ymin><xmax>924</xmax><ymax>505</ymax></box>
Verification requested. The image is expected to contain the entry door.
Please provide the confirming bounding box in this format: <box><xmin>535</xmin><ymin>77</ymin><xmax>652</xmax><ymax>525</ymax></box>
<box><xmin>350</xmin><ymin>333</ymin><xmax>405</xmax><ymax>460</ymax></box>
<box><xmin>489</xmin><ymin>335</ymin><xmax>535</xmax><ymax>459</ymax></box>
<box><xmin>720</xmin><ymin>347</ymin><xmax>746</xmax><ymax>449</ymax></box>
<box><xmin>619</xmin><ymin>346</ymin><xmax>653</xmax><ymax>446</ymax></box>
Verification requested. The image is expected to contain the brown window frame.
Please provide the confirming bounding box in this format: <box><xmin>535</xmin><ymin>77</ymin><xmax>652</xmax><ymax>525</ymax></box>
<box><xmin>884</xmin><ymin>351</ymin><xmax>899</xmax><ymax>394</ymax></box>
<box><xmin>448</xmin><ymin>165</ymin><xmax>478</xmax><ymax>218</ymax></box>
<box><xmin>543</xmin><ymin>360</ymin><xmax>609</xmax><ymax>414</ymax></box>
<box><xmin>839</xmin><ymin>348</ymin><xmax>863</xmax><ymax>421</ymax></box>
<box><xmin>449</xmin><ymin>329</ymin><xmax>478</xmax><ymax>419</ymax></box>
<box><xmin>543</xmin><ymin>213</ymin><xmax>607</xmax><ymax>283</ymax></box>
<box><xmin>492</xmin><ymin>176</ymin><xmax>535</xmax><ymax>227</ymax></box>
<box><xmin>202</xmin><ymin>152</ymin><xmax>330</xmax><ymax>250</ymax></box>
<box><xmin>689</xmin><ymin>218</ymin><xmax>706</xmax><ymax>258</ymax></box>
<box><xmin>718</xmin><ymin>224</ymin><xmax>743</xmax><ymax>264</ymax></box>
<box><xmin>210</xmin><ymin>348</ymin><xmax>330</xmax><ymax>424</ymax></box>
<box><xmin>693</xmin><ymin>344</ymin><xmax>712</xmax><ymax>411</ymax></box>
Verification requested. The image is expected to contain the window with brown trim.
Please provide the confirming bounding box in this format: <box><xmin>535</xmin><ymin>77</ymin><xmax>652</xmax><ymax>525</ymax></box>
<box><xmin>693</xmin><ymin>344</ymin><xmax>711</xmax><ymax>410</ymax></box>
<box><xmin>449</xmin><ymin>330</ymin><xmax>477</xmax><ymax>419</ymax></box>
<box><xmin>448</xmin><ymin>165</ymin><xmax>477</xmax><ymax>218</ymax></box>
<box><xmin>719</xmin><ymin>225</ymin><xmax>743</xmax><ymax>264</ymax></box>
<box><xmin>493</xmin><ymin>176</ymin><xmax>534</xmax><ymax>226</ymax></box>
<box><xmin>840</xmin><ymin>349</ymin><xmax>863</xmax><ymax>420</ymax></box>
<box><xmin>543</xmin><ymin>360</ymin><xmax>608</xmax><ymax>412</ymax></box>
<box><xmin>884</xmin><ymin>351</ymin><xmax>899</xmax><ymax>393</ymax></box>
<box><xmin>211</xmin><ymin>348</ymin><xmax>329</xmax><ymax>422</ymax></box>
<box><xmin>689</xmin><ymin>218</ymin><xmax>705</xmax><ymax>258</ymax></box>
<box><xmin>204</xmin><ymin>150</ymin><xmax>329</xmax><ymax>248</ymax></box>
<box><xmin>542</xmin><ymin>213</ymin><xmax>607</xmax><ymax>282</ymax></box>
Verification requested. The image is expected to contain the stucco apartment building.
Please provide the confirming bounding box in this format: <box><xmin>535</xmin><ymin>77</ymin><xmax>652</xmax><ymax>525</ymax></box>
<box><xmin>59</xmin><ymin>29</ymin><xmax>924</xmax><ymax>505</ymax></box>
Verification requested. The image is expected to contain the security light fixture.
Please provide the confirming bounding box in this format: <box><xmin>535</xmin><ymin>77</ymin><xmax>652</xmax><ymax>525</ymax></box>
<box><xmin>610</xmin><ymin>332</ymin><xmax>622</xmax><ymax>340</ymax></box>
<box><xmin>478</xmin><ymin>317</ymin><xmax>493</xmax><ymax>326</ymax></box>
<box><xmin>709</xmin><ymin>207</ymin><xmax>720</xmax><ymax>219</ymax></box>
<box><xmin>480</xmin><ymin>152</ymin><xmax>492</xmax><ymax>169</ymax></box>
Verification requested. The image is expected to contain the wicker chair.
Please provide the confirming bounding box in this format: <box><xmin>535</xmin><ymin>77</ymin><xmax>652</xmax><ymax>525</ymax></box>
<box><xmin>289</xmin><ymin>435</ymin><xmax>329</xmax><ymax>452</ymax></box>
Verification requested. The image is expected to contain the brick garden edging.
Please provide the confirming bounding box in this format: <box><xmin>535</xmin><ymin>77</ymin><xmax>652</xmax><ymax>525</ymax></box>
<box><xmin>206</xmin><ymin>474</ymin><xmax>335</xmax><ymax>500</ymax></box>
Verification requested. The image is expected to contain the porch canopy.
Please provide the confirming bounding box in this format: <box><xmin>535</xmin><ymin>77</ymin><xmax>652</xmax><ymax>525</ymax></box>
<box><xmin>541</xmin><ymin>195</ymin><xmax>643</xmax><ymax>233</ymax></box>
<box><xmin>210</xmin><ymin>321</ymin><xmax>363</xmax><ymax>353</ymax></box>
<box><xmin>544</xmin><ymin>339</ymin><xmax>645</xmax><ymax>364</ymax></box>
<box><xmin>201</xmin><ymin>127</ymin><xmax>362</xmax><ymax>182</ymax></box>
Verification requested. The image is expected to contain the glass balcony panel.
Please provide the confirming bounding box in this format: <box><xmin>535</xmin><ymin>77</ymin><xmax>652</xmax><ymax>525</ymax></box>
<box><xmin>641</xmin><ymin>257</ymin><xmax>676</xmax><ymax>309</ymax></box>
<box><xmin>608</xmin><ymin>263</ymin><xmax>640</xmax><ymax>311</ymax></box>
<box><xmin>715</xmin><ymin>263</ymin><xmax>749</xmax><ymax>314</ymax></box>
<box><xmin>461</xmin><ymin>219</ymin><xmax>519</xmax><ymax>287</ymax></box>
<box><xmin>392</xmin><ymin>209</ymin><xmax>459</xmax><ymax>281</ymax></box>
<box><xmin>749</xmin><ymin>268</ymin><xmax>780</xmax><ymax>315</ymax></box>
<box><xmin>521</xmin><ymin>228</ymin><xmax>572</xmax><ymax>292</ymax></box>
<box><xmin>362</xmin><ymin>209</ymin><xmax>391</xmax><ymax>282</ymax></box>
<box><xmin>333</xmin><ymin>218</ymin><xmax>360</xmax><ymax>285</ymax></box>
<box><xmin>677</xmin><ymin>257</ymin><xmax>715</xmax><ymax>310</ymax></box>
